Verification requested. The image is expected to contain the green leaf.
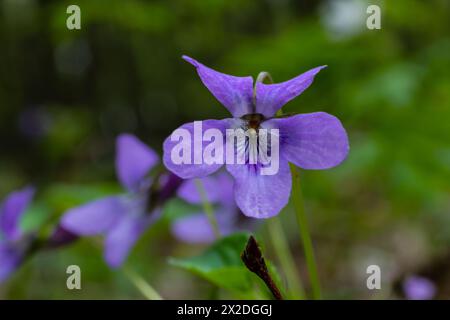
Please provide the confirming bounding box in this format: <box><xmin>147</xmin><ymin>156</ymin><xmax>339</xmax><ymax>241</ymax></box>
<box><xmin>169</xmin><ymin>233</ymin><xmax>255</xmax><ymax>296</ymax></box>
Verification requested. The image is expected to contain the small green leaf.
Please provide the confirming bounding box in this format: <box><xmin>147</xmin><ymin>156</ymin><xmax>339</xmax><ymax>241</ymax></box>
<box><xmin>169</xmin><ymin>233</ymin><xmax>254</xmax><ymax>295</ymax></box>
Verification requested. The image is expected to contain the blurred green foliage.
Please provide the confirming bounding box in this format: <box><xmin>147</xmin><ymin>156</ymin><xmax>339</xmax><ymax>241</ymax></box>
<box><xmin>0</xmin><ymin>0</ymin><xmax>449</xmax><ymax>299</ymax></box>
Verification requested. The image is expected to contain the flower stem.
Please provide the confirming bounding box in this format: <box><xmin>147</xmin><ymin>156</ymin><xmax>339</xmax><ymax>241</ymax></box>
<box><xmin>256</xmin><ymin>71</ymin><xmax>274</xmax><ymax>85</ymax></box>
<box><xmin>123</xmin><ymin>266</ymin><xmax>163</xmax><ymax>300</ymax></box>
<box><xmin>253</xmin><ymin>71</ymin><xmax>274</xmax><ymax>106</ymax></box>
<box><xmin>267</xmin><ymin>217</ymin><xmax>305</xmax><ymax>299</ymax></box>
<box><xmin>290</xmin><ymin>163</ymin><xmax>322</xmax><ymax>300</ymax></box>
<box><xmin>195</xmin><ymin>179</ymin><xmax>221</xmax><ymax>239</ymax></box>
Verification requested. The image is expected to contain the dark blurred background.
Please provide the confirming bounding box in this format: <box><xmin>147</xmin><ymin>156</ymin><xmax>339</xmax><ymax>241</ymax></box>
<box><xmin>0</xmin><ymin>0</ymin><xmax>449</xmax><ymax>299</ymax></box>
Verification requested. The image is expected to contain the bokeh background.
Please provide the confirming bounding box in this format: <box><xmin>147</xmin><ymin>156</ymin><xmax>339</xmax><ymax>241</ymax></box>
<box><xmin>1</xmin><ymin>0</ymin><xmax>449</xmax><ymax>299</ymax></box>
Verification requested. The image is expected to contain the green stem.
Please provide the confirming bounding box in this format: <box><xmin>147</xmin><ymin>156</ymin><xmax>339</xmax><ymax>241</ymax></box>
<box><xmin>256</xmin><ymin>73</ymin><xmax>318</xmax><ymax>298</ymax></box>
<box><xmin>290</xmin><ymin>163</ymin><xmax>322</xmax><ymax>300</ymax></box>
<box><xmin>123</xmin><ymin>266</ymin><xmax>163</xmax><ymax>300</ymax></box>
<box><xmin>195</xmin><ymin>179</ymin><xmax>221</xmax><ymax>238</ymax></box>
<box><xmin>89</xmin><ymin>240</ymin><xmax>162</xmax><ymax>300</ymax></box>
<box><xmin>267</xmin><ymin>217</ymin><xmax>305</xmax><ymax>299</ymax></box>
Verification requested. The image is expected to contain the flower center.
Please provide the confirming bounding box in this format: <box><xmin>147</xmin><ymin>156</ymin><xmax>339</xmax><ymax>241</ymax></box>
<box><xmin>235</xmin><ymin>113</ymin><xmax>275</xmax><ymax>167</ymax></box>
<box><xmin>241</xmin><ymin>113</ymin><xmax>266</xmax><ymax>131</ymax></box>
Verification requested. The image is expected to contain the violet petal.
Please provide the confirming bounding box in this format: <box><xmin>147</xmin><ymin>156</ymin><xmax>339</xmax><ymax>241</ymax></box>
<box><xmin>177</xmin><ymin>171</ymin><xmax>234</xmax><ymax>205</ymax></box>
<box><xmin>104</xmin><ymin>214</ymin><xmax>152</xmax><ymax>268</ymax></box>
<box><xmin>0</xmin><ymin>186</ymin><xmax>34</xmax><ymax>241</ymax></box>
<box><xmin>171</xmin><ymin>208</ymin><xmax>235</xmax><ymax>244</ymax></box>
<box><xmin>226</xmin><ymin>158</ymin><xmax>292</xmax><ymax>219</ymax></box>
<box><xmin>255</xmin><ymin>66</ymin><xmax>326</xmax><ymax>117</ymax></box>
<box><xmin>116</xmin><ymin>133</ymin><xmax>159</xmax><ymax>193</ymax></box>
<box><xmin>163</xmin><ymin>119</ymin><xmax>231</xmax><ymax>179</ymax></box>
<box><xmin>183</xmin><ymin>55</ymin><xmax>254</xmax><ymax>117</ymax></box>
<box><xmin>61</xmin><ymin>196</ymin><xmax>125</xmax><ymax>236</ymax></box>
<box><xmin>265</xmin><ymin>112</ymin><xmax>349</xmax><ymax>169</ymax></box>
<box><xmin>0</xmin><ymin>242</ymin><xmax>22</xmax><ymax>283</ymax></box>
<box><xmin>403</xmin><ymin>276</ymin><xmax>436</xmax><ymax>300</ymax></box>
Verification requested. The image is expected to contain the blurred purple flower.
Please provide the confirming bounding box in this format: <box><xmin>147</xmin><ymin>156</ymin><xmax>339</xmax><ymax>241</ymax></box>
<box><xmin>164</xmin><ymin>56</ymin><xmax>349</xmax><ymax>218</ymax></box>
<box><xmin>61</xmin><ymin>134</ymin><xmax>160</xmax><ymax>268</ymax></box>
<box><xmin>403</xmin><ymin>275</ymin><xmax>436</xmax><ymax>300</ymax></box>
<box><xmin>171</xmin><ymin>171</ymin><xmax>254</xmax><ymax>244</ymax></box>
<box><xmin>0</xmin><ymin>186</ymin><xmax>35</xmax><ymax>283</ymax></box>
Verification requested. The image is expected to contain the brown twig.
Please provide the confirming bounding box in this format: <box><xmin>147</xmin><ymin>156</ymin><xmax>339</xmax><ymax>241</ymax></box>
<box><xmin>241</xmin><ymin>235</ymin><xmax>283</xmax><ymax>300</ymax></box>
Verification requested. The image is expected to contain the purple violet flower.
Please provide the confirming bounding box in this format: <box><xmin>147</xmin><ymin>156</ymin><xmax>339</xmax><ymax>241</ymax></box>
<box><xmin>0</xmin><ymin>186</ymin><xmax>35</xmax><ymax>283</ymax></box>
<box><xmin>61</xmin><ymin>134</ymin><xmax>160</xmax><ymax>268</ymax></box>
<box><xmin>403</xmin><ymin>275</ymin><xmax>436</xmax><ymax>300</ymax></box>
<box><xmin>171</xmin><ymin>171</ymin><xmax>254</xmax><ymax>244</ymax></box>
<box><xmin>164</xmin><ymin>56</ymin><xmax>349</xmax><ymax>218</ymax></box>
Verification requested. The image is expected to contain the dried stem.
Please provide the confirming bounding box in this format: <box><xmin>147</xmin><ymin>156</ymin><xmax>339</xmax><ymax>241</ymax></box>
<box><xmin>241</xmin><ymin>235</ymin><xmax>283</xmax><ymax>300</ymax></box>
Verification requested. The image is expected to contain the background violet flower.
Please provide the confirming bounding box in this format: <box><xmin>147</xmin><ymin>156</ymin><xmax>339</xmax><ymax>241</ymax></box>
<box><xmin>61</xmin><ymin>134</ymin><xmax>159</xmax><ymax>268</ymax></box>
<box><xmin>0</xmin><ymin>186</ymin><xmax>35</xmax><ymax>283</ymax></box>
<box><xmin>403</xmin><ymin>275</ymin><xmax>436</xmax><ymax>300</ymax></box>
<box><xmin>164</xmin><ymin>56</ymin><xmax>349</xmax><ymax>219</ymax></box>
<box><xmin>171</xmin><ymin>171</ymin><xmax>254</xmax><ymax>244</ymax></box>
